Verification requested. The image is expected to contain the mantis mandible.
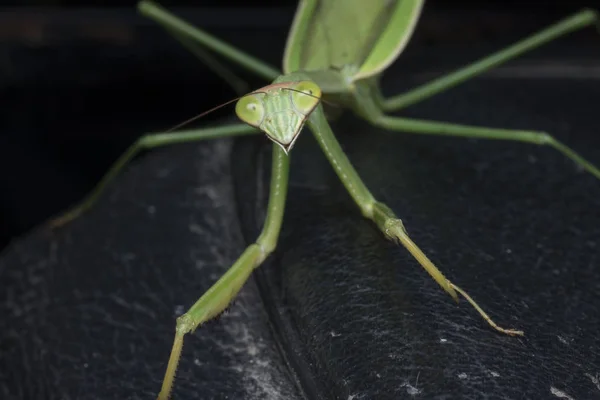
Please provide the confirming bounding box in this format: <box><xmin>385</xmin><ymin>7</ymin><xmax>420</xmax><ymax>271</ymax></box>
<box><xmin>47</xmin><ymin>1</ymin><xmax>600</xmax><ymax>398</ymax></box>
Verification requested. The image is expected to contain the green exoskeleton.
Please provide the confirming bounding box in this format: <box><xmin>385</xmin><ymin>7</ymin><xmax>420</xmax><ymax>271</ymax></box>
<box><xmin>48</xmin><ymin>1</ymin><xmax>599</xmax><ymax>398</ymax></box>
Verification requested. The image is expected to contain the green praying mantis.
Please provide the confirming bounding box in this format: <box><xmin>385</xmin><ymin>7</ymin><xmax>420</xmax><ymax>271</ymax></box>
<box><xmin>47</xmin><ymin>1</ymin><xmax>600</xmax><ymax>398</ymax></box>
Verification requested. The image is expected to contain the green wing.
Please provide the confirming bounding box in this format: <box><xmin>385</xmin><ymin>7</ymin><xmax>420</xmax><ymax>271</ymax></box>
<box><xmin>283</xmin><ymin>0</ymin><xmax>424</xmax><ymax>81</ymax></box>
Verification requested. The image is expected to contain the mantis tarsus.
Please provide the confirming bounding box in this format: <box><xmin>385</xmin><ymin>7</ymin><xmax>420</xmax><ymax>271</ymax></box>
<box><xmin>47</xmin><ymin>1</ymin><xmax>599</xmax><ymax>398</ymax></box>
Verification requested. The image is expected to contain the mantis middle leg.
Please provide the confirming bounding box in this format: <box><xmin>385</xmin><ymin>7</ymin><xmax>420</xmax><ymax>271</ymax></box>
<box><xmin>49</xmin><ymin>123</ymin><xmax>258</xmax><ymax>227</ymax></box>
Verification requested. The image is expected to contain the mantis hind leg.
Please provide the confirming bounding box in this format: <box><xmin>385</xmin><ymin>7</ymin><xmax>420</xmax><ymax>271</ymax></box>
<box><xmin>157</xmin><ymin>145</ymin><xmax>289</xmax><ymax>400</ymax></box>
<box><xmin>371</xmin><ymin>115</ymin><xmax>600</xmax><ymax>180</ymax></box>
<box><xmin>48</xmin><ymin>123</ymin><xmax>258</xmax><ymax>228</ymax></box>
<box><xmin>379</xmin><ymin>9</ymin><xmax>598</xmax><ymax>111</ymax></box>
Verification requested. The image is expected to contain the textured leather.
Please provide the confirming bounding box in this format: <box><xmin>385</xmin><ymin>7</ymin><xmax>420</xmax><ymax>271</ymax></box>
<box><xmin>240</xmin><ymin>75</ymin><xmax>600</xmax><ymax>399</ymax></box>
<box><xmin>2</xmin><ymin>53</ymin><xmax>600</xmax><ymax>400</ymax></box>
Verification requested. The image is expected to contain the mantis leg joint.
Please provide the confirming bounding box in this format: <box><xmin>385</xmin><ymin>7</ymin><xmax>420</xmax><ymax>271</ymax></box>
<box><xmin>534</xmin><ymin>132</ymin><xmax>553</xmax><ymax>145</ymax></box>
<box><xmin>175</xmin><ymin>313</ymin><xmax>196</xmax><ymax>335</ymax></box>
<box><xmin>383</xmin><ymin>218</ymin><xmax>407</xmax><ymax>242</ymax></box>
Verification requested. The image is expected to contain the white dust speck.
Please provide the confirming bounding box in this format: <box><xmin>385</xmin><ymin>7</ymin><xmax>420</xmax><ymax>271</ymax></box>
<box><xmin>399</xmin><ymin>372</ymin><xmax>422</xmax><ymax>396</ymax></box>
<box><xmin>247</xmin><ymin>343</ymin><xmax>259</xmax><ymax>356</ymax></box>
<box><xmin>174</xmin><ymin>305</ymin><xmax>185</xmax><ymax>316</ymax></box>
<box><xmin>489</xmin><ymin>371</ymin><xmax>500</xmax><ymax>378</ymax></box>
<box><xmin>400</xmin><ymin>381</ymin><xmax>421</xmax><ymax>396</ymax></box>
<box><xmin>550</xmin><ymin>386</ymin><xmax>575</xmax><ymax>399</ymax></box>
<box><xmin>189</xmin><ymin>223</ymin><xmax>205</xmax><ymax>235</ymax></box>
<box><xmin>458</xmin><ymin>373</ymin><xmax>468</xmax><ymax>379</ymax></box>
<box><xmin>195</xmin><ymin>186</ymin><xmax>220</xmax><ymax>203</ymax></box>
<box><xmin>194</xmin><ymin>358</ymin><xmax>202</xmax><ymax>366</ymax></box>
<box><xmin>406</xmin><ymin>385</ymin><xmax>421</xmax><ymax>395</ymax></box>
<box><xmin>330</xmin><ymin>331</ymin><xmax>342</xmax><ymax>337</ymax></box>
<box><xmin>439</xmin><ymin>338</ymin><xmax>447</xmax><ymax>343</ymax></box>
<box><xmin>557</xmin><ymin>335</ymin><xmax>572</xmax><ymax>345</ymax></box>
<box><xmin>585</xmin><ymin>373</ymin><xmax>600</xmax><ymax>391</ymax></box>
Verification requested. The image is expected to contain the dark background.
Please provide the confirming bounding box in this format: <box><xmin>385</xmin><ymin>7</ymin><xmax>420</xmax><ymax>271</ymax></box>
<box><xmin>1</xmin><ymin>0</ymin><xmax>599</xmax><ymax>249</ymax></box>
<box><xmin>1</xmin><ymin>2</ymin><xmax>600</xmax><ymax>400</ymax></box>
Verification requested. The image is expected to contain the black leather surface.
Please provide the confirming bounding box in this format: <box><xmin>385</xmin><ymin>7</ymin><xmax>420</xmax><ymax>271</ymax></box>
<box><xmin>244</xmin><ymin>72</ymin><xmax>600</xmax><ymax>399</ymax></box>
<box><xmin>2</xmin><ymin>55</ymin><xmax>600</xmax><ymax>400</ymax></box>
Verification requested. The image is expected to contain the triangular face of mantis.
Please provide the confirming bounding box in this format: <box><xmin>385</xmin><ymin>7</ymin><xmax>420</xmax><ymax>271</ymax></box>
<box><xmin>235</xmin><ymin>80</ymin><xmax>322</xmax><ymax>154</ymax></box>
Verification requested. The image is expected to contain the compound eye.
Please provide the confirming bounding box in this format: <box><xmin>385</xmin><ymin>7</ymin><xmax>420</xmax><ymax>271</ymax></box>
<box><xmin>290</xmin><ymin>81</ymin><xmax>321</xmax><ymax>113</ymax></box>
<box><xmin>235</xmin><ymin>94</ymin><xmax>265</xmax><ymax>127</ymax></box>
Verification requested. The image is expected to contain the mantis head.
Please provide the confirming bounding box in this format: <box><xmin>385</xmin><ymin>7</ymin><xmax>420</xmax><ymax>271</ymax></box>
<box><xmin>235</xmin><ymin>80</ymin><xmax>322</xmax><ymax>154</ymax></box>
